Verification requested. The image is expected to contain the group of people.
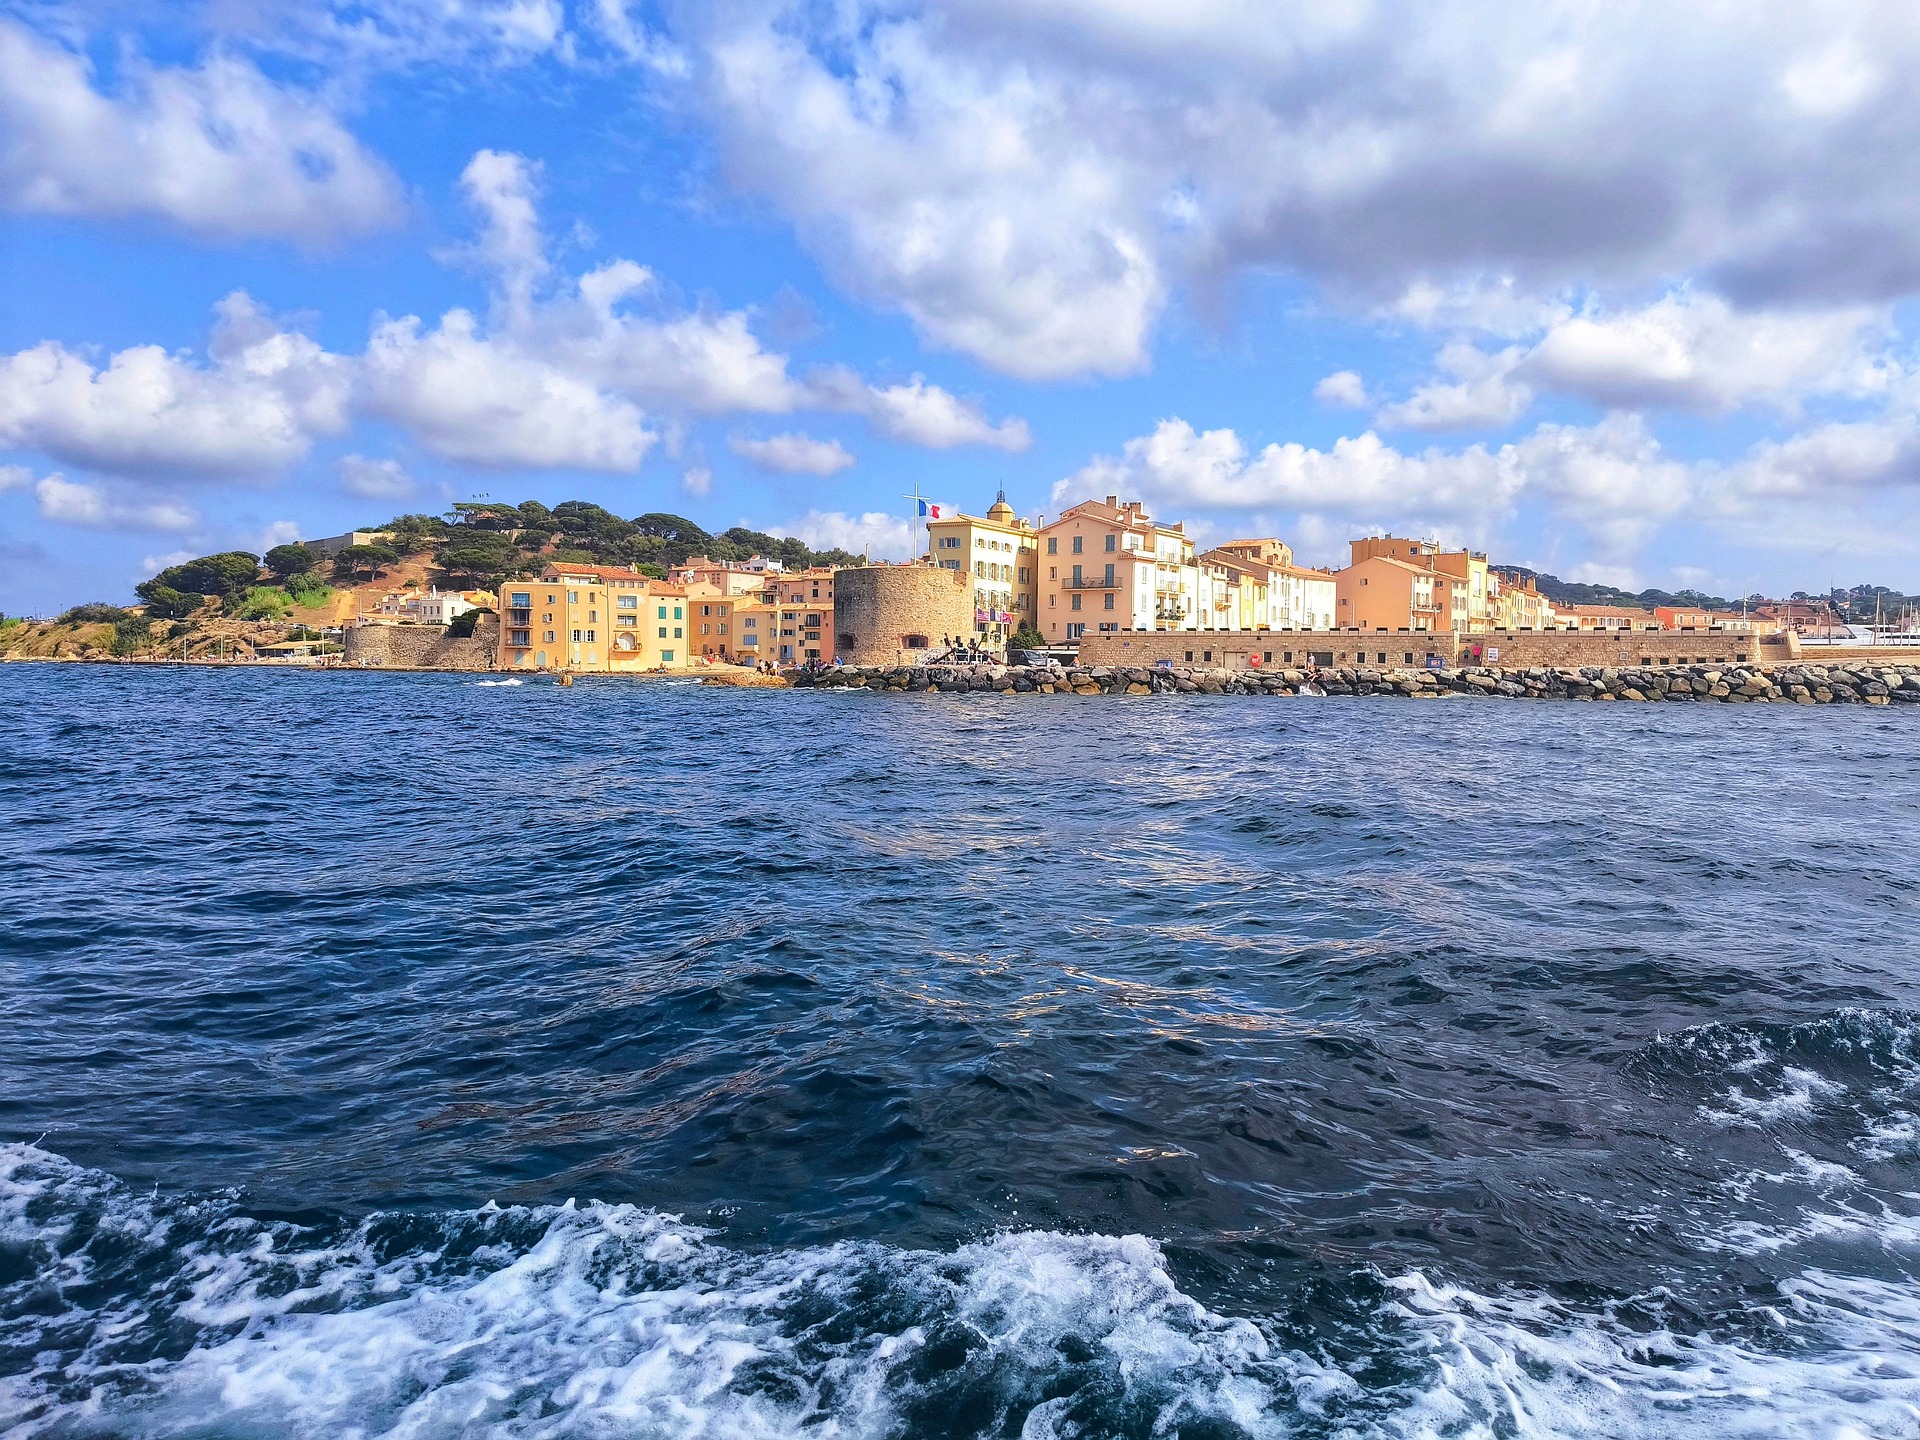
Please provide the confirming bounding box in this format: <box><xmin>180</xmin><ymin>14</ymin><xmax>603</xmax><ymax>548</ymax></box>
<box><xmin>938</xmin><ymin>635</ymin><xmax>994</xmax><ymax>663</ymax></box>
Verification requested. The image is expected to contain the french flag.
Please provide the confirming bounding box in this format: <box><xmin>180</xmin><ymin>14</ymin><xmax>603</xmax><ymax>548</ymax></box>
<box><xmin>917</xmin><ymin>499</ymin><xmax>949</xmax><ymax>520</ymax></box>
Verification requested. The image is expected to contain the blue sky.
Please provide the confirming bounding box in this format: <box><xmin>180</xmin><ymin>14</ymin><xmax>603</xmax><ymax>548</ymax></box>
<box><xmin>5</xmin><ymin>1</ymin><xmax>1920</xmax><ymax>613</ymax></box>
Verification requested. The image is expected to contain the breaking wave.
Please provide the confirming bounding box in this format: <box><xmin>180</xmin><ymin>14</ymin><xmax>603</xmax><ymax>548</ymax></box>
<box><xmin>7</xmin><ymin>1144</ymin><xmax>1920</xmax><ymax>1438</ymax></box>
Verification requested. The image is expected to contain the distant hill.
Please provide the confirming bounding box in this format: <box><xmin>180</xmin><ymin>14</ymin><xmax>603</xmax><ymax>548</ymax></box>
<box><xmin>1497</xmin><ymin>567</ymin><xmax>1737</xmax><ymax>613</ymax></box>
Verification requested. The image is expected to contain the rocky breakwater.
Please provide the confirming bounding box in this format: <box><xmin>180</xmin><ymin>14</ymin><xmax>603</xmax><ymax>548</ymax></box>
<box><xmin>791</xmin><ymin>659</ymin><xmax>1920</xmax><ymax>704</ymax></box>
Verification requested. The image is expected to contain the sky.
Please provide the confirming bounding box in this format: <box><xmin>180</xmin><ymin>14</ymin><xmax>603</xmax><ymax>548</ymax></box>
<box><xmin>5</xmin><ymin>1</ymin><xmax>1920</xmax><ymax>614</ymax></box>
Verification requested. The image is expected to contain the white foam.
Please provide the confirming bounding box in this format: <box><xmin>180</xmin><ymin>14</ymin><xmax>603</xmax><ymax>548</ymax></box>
<box><xmin>474</xmin><ymin>678</ymin><xmax>524</xmax><ymax>686</ymax></box>
<box><xmin>10</xmin><ymin>1143</ymin><xmax>1920</xmax><ymax>1438</ymax></box>
<box><xmin>1702</xmin><ymin>1065</ymin><xmax>1848</xmax><ymax>1128</ymax></box>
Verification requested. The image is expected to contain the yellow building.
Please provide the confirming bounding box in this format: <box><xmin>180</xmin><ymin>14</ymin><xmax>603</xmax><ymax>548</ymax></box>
<box><xmin>1490</xmin><ymin>570</ymin><xmax>1555</xmax><ymax>629</ymax></box>
<box><xmin>497</xmin><ymin>563</ymin><xmax>693</xmax><ymax>672</ymax></box>
<box><xmin>925</xmin><ymin>491</ymin><xmax>1038</xmax><ymax>646</ymax></box>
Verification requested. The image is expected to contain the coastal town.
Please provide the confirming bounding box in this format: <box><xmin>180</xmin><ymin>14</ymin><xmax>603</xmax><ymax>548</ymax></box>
<box><xmin>3</xmin><ymin>490</ymin><xmax>1916</xmax><ymax>700</ymax></box>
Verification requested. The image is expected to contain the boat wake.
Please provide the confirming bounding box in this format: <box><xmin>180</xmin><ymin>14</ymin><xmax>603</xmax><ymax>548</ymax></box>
<box><xmin>6</xmin><ymin>1143</ymin><xmax>1920</xmax><ymax>1438</ymax></box>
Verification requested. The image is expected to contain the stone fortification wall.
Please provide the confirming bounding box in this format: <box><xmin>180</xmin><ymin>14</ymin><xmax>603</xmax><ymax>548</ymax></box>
<box><xmin>832</xmin><ymin>565</ymin><xmax>974</xmax><ymax>667</ymax></box>
<box><xmin>1075</xmin><ymin>627</ymin><xmax>1761</xmax><ymax>671</ymax></box>
<box><xmin>345</xmin><ymin>615</ymin><xmax>497</xmax><ymax>670</ymax></box>
<box><xmin>788</xmin><ymin>657</ymin><xmax>1920</xmax><ymax>705</ymax></box>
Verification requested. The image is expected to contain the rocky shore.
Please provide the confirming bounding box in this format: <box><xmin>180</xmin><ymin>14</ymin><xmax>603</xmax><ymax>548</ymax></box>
<box><xmin>788</xmin><ymin>658</ymin><xmax>1920</xmax><ymax>704</ymax></box>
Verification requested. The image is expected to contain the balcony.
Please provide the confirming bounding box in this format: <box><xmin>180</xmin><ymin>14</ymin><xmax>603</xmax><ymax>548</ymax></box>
<box><xmin>1065</xmin><ymin>574</ymin><xmax>1122</xmax><ymax>589</ymax></box>
<box><xmin>507</xmin><ymin>608</ymin><xmax>533</xmax><ymax>626</ymax></box>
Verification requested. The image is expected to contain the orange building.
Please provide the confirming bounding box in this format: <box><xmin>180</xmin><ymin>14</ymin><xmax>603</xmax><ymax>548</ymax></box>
<box><xmin>1333</xmin><ymin>554</ymin><xmax>1453</xmax><ymax>632</ymax></box>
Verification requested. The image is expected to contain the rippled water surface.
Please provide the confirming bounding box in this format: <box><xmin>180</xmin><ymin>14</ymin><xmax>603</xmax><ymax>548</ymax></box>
<box><xmin>5</xmin><ymin>665</ymin><xmax>1920</xmax><ymax>1436</ymax></box>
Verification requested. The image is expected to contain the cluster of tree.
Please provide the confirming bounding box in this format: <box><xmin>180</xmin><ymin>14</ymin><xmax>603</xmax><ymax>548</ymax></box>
<box><xmin>126</xmin><ymin>500</ymin><xmax>872</xmax><ymax>621</ymax></box>
<box><xmin>371</xmin><ymin>500</ymin><xmax>867</xmax><ymax>585</ymax></box>
<box><xmin>1813</xmin><ymin>584</ymin><xmax>1920</xmax><ymax>623</ymax></box>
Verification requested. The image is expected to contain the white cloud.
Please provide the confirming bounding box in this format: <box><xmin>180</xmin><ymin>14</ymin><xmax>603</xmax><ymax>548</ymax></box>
<box><xmin>0</xmin><ymin>293</ymin><xmax>351</xmax><ymax>479</ymax></box>
<box><xmin>0</xmin><ymin>19</ymin><xmax>402</xmax><ymax>243</ymax></box>
<box><xmin>34</xmin><ymin>475</ymin><xmax>199</xmax><ymax>531</ymax></box>
<box><xmin>0</xmin><ymin>464</ymin><xmax>30</xmax><ymax>493</ymax></box>
<box><xmin>729</xmin><ymin>432</ymin><xmax>855</xmax><ymax>475</ymax></box>
<box><xmin>1374</xmin><ymin>343</ymin><xmax>1532</xmax><ymax>431</ymax></box>
<box><xmin>1521</xmin><ymin>292</ymin><xmax>1890</xmax><ymax>414</ymax></box>
<box><xmin>681</xmin><ymin>463</ymin><xmax>713</xmax><ymax>496</ymax></box>
<box><xmin>805</xmin><ymin>368</ymin><xmax>1031</xmax><ymax>450</ymax></box>
<box><xmin>1313</xmin><ymin>371</ymin><xmax>1368</xmax><ymax>408</ymax></box>
<box><xmin>657</xmin><ymin>2</ymin><xmax>1920</xmax><ymax>375</ymax></box>
<box><xmin>360</xmin><ymin>309</ymin><xmax>655</xmax><ymax>471</ymax></box>
<box><xmin>257</xmin><ymin>520</ymin><xmax>304</xmax><ymax>551</ymax></box>
<box><xmin>339</xmin><ymin>454</ymin><xmax>415</xmax><ymax>499</ymax></box>
<box><xmin>784</xmin><ymin>509</ymin><xmax>916</xmax><ymax>559</ymax></box>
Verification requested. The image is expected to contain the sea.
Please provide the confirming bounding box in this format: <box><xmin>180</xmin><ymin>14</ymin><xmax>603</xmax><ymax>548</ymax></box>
<box><xmin>4</xmin><ymin>664</ymin><xmax>1920</xmax><ymax>1438</ymax></box>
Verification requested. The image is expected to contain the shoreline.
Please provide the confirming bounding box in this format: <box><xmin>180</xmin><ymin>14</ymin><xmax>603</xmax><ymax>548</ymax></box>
<box><xmin>8</xmin><ymin>653</ymin><xmax>1920</xmax><ymax>704</ymax></box>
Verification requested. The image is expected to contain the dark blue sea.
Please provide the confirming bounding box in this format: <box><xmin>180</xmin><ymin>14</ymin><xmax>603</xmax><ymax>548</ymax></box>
<box><xmin>5</xmin><ymin>665</ymin><xmax>1920</xmax><ymax>1437</ymax></box>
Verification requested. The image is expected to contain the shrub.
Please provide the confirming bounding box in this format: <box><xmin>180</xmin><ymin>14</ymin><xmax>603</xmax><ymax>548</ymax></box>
<box><xmin>59</xmin><ymin>602</ymin><xmax>129</xmax><ymax>624</ymax></box>
<box><xmin>138</xmin><ymin>552</ymin><xmax>261</xmax><ymax>603</ymax></box>
<box><xmin>448</xmin><ymin>607</ymin><xmax>491</xmax><ymax>638</ymax></box>
<box><xmin>284</xmin><ymin>571</ymin><xmax>333</xmax><ymax>606</ymax></box>
<box><xmin>231</xmin><ymin>586</ymin><xmax>293</xmax><ymax>621</ymax></box>
<box><xmin>110</xmin><ymin>615</ymin><xmax>153</xmax><ymax>656</ymax></box>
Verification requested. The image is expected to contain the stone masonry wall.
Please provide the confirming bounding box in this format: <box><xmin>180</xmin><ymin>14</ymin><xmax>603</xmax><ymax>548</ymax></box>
<box><xmin>833</xmin><ymin>565</ymin><xmax>974</xmax><ymax>666</ymax></box>
<box><xmin>344</xmin><ymin>615</ymin><xmax>497</xmax><ymax>670</ymax></box>
<box><xmin>1076</xmin><ymin>627</ymin><xmax>1761</xmax><ymax>671</ymax></box>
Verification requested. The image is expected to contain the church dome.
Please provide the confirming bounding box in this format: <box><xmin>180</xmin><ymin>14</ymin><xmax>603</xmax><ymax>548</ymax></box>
<box><xmin>986</xmin><ymin>488</ymin><xmax>1016</xmax><ymax>523</ymax></box>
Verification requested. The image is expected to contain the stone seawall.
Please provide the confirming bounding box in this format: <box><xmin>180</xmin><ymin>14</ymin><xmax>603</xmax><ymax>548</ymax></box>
<box><xmin>1075</xmin><ymin>627</ymin><xmax>1774</xmax><ymax>670</ymax></box>
<box><xmin>791</xmin><ymin>658</ymin><xmax>1920</xmax><ymax>704</ymax></box>
<box><xmin>344</xmin><ymin>616</ymin><xmax>497</xmax><ymax>670</ymax></box>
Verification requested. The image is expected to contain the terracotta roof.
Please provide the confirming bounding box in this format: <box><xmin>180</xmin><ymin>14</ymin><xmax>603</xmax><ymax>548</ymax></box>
<box><xmin>547</xmin><ymin>563</ymin><xmax>656</xmax><ymax>582</ymax></box>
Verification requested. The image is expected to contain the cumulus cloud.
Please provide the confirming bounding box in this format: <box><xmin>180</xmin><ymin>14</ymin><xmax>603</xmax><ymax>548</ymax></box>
<box><xmin>1521</xmin><ymin>292</ymin><xmax>1891</xmax><ymax>413</ymax></box>
<box><xmin>1054</xmin><ymin>412</ymin><xmax>1709</xmax><ymax>562</ymax></box>
<box><xmin>360</xmin><ymin>310</ymin><xmax>655</xmax><ymax>471</ymax></box>
<box><xmin>729</xmin><ymin>432</ymin><xmax>855</xmax><ymax>476</ymax></box>
<box><xmin>804</xmin><ymin>368</ymin><xmax>1031</xmax><ymax>450</ymax></box>
<box><xmin>339</xmin><ymin>454</ymin><xmax>415</xmax><ymax>499</ymax></box>
<box><xmin>32</xmin><ymin>474</ymin><xmax>199</xmax><ymax>531</ymax></box>
<box><xmin>783</xmin><ymin>509</ymin><xmax>916</xmax><ymax>559</ymax></box>
<box><xmin>0</xmin><ymin>464</ymin><xmax>30</xmax><ymax>493</ymax></box>
<box><xmin>1313</xmin><ymin>371</ymin><xmax>1368</xmax><ymax>409</ymax></box>
<box><xmin>649</xmin><ymin>2</ymin><xmax>1920</xmax><ymax>376</ymax></box>
<box><xmin>0</xmin><ymin>19</ymin><xmax>402</xmax><ymax>243</ymax></box>
<box><xmin>1374</xmin><ymin>343</ymin><xmax>1532</xmax><ymax>432</ymax></box>
<box><xmin>0</xmin><ymin>293</ymin><xmax>351</xmax><ymax>479</ymax></box>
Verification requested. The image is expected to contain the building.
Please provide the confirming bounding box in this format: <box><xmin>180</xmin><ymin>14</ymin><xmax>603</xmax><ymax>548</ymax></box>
<box><xmin>833</xmin><ymin>564</ymin><xmax>974</xmax><ymax>665</ymax></box>
<box><xmin>1560</xmin><ymin>604</ymin><xmax>1657</xmax><ymax>632</ymax></box>
<box><xmin>1654</xmin><ymin>604</ymin><xmax>1712</xmax><ymax>631</ymax></box>
<box><xmin>496</xmin><ymin>563</ymin><xmax>692</xmax><ymax>671</ymax></box>
<box><xmin>924</xmin><ymin>492</ymin><xmax>1038</xmax><ymax>647</ymax></box>
<box><xmin>402</xmin><ymin>588</ymin><xmax>482</xmax><ymax>627</ymax></box>
<box><xmin>1344</xmin><ymin>538</ymin><xmax>1489</xmax><ymax>631</ymax></box>
<box><xmin>669</xmin><ymin>557</ymin><xmax>775</xmax><ymax>596</ymax></box>
<box><xmin>1034</xmin><ymin>496</ymin><xmax>1200</xmax><ymax>642</ymax></box>
<box><xmin>1202</xmin><ymin>544</ymin><xmax>1335</xmax><ymax>631</ymax></box>
<box><xmin>301</xmin><ymin>530</ymin><xmax>392</xmax><ymax>559</ymax></box>
<box><xmin>1333</xmin><ymin>554</ymin><xmax>1452</xmax><ymax>632</ymax></box>
<box><xmin>1489</xmin><ymin>571</ymin><xmax>1554</xmax><ymax>630</ymax></box>
<box><xmin>684</xmin><ymin>584</ymin><xmax>742</xmax><ymax>660</ymax></box>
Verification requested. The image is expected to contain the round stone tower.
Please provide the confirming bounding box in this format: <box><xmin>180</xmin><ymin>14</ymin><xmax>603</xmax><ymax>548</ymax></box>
<box><xmin>833</xmin><ymin>565</ymin><xmax>975</xmax><ymax>666</ymax></box>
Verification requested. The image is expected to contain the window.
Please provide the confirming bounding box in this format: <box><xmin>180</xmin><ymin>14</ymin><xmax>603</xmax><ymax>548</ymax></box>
<box><xmin>588</xmin><ymin>610</ymin><xmax>598</xmax><ymax>623</ymax></box>
<box><xmin>618</xmin><ymin>596</ymin><xmax>637</xmax><ymax>609</ymax></box>
<box><xmin>571</xmin><ymin>629</ymin><xmax>582</xmax><ymax>641</ymax></box>
<box><xmin>1048</xmin><ymin>595</ymin><xmax>1055</xmax><ymax>608</ymax></box>
<box><xmin>673</xmin><ymin>627</ymin><xmax>683</xmax><ymax>638</ymax></box>
<box><xmin>1104</xmin><ymin>594</ymin><xmax>1115</xmax><ymax>610</ymax></box>
<box><xmin>1071</xmin><ymin>593</ymin><xmax>1082</xmax><ymax>611</ymax></box>
<box><xmin>1072</xmin><ymin>535</ymin><xmax>1083</xmax><ymax>554</ymax></box>
<box><xmin>1047</xmin><ymin>537</ymin><xmax>1058</xmax><ymax>554</ymax></box>
<box><xmin>509</xmin><ymin>629</ymin><xmax>531</xmax><ymax>647</ymax></box>
<box><xmin>903</xmin><ymin>633</ymin><xmax>928</xmax><ymax>648</ymax></box>
<box><xmin>659</xmin><ymin>627</ymin><xmax>668</xmax><ymax>638</ymax></box>
<box><xmin>586</xmin><ymin>630</ymin><xmax>597</xmax><ymax>642</ymax></box>
<box><xmin>976</xmin><ymin>561</ymin><xmax>986</xmax><ymax>578</ymax></box>
<box><xmin>1203</xmin><ymin>650</ymin><xmax>1213</xmax><ymax>661</ymax></box>
<box><xmin>544</xmin><ymin>630</ymin><xmax>556</xmax><ymax>643</ymax></box>
<box><xmin>658</xmin><ymin>605</ymin><xmax>668</xmax><ymax>619</ymax></box>
<box><xmin>1105</xmin><ymin>534</ymin><xmax>1116</xmax><ymax>552</ymax></box>
<box><xmin>617</xmin><ymin>616</ymin><xmax>637</xmax><ymax>628</ymax></box>
<box><xmin>663</xmin><ymin>650</ymin><xmax>675</xmax><ymax>662</ymax></box>
<box><xmin>1018</xmin><ymin>567</ymin><xmax>1028</xmax><ymax>583</ymax></box>
<box><xmin>1049</xmin><ymin>566</ymin><xmax>1057</xmax><ymax>580</ymax></box>
<box><xmin>1067</xmin><ymin>622</ymin><xmax>1085</xmax><ymax>639</ymax></box>
<box><xmin>510</xmin><ymin>592</ymin><xmax>532</xmax><ymax>607</ymax></box>
<box><xmin>1264</xmin><ymin>652</ymin><xmax>1273</xmax><ymax>663</ymax></box>
<box><xmin>673</xmin><ymin>607</ymin><xmax>683</xmax><ymax>620</ymax></box>
<box><xmin>1072</xmin><ymin>564</ymin><xmax>1083</xmax><ymax>584</ymax></box>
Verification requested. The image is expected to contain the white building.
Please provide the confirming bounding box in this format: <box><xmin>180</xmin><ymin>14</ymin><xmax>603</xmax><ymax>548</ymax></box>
<box><xmin>403</xmin><ymin>589</ymin><xmax>479</xmax><ymax>626</ymax></box>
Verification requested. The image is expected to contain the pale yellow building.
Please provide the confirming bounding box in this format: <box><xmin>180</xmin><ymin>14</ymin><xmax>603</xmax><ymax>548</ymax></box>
<box><xmin>1490</xmin><ymin>570</ymin><xmax>1555</xmax><ymax>629</ymax></box>
<box><xmin>925</xmin><ymin>492</ymin><xmax>1038</xmax><ymax>646</ymax></box>
<box><xmin>498</xmin><ymin>563</ymin><xmax>693</xmax><ymax>671</ymax></box>
<box><xmin>1035</xmin><ymin>495</ymin><xmax>1198</xmax><ymax>642</ymax></box>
